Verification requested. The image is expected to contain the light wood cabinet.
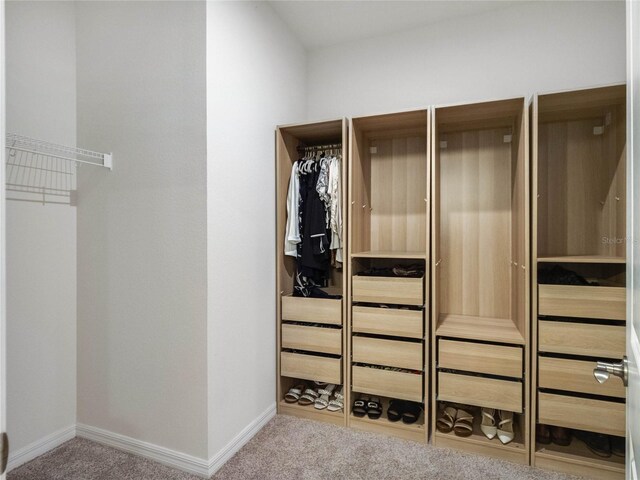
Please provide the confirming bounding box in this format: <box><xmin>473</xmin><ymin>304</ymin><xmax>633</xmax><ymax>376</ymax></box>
<box><xmin>431</xmin><ymin>98</ymin><xmax>530</xmax><ymax>465</ymax></box>
<box><xmin>276</xmin><ymin>119</ymin><xmax>349</xmax><ymax>426</ymax></box>
<box><xmin>352</xmin><ymin>336</ymin><xmax>423</xmax><ymax>370</ymax></box>
<box><xmin>352</xmin><ymin>365</ymin><xmax>423</xmax><ymax>402</ymax></box>
<box><xmin>352</xmin><ymin>276</ymin><xmax>424</xmax><ymax>306</ymax></box>
<box><xmin>531</xmin><ymin>85</ymin><xmax>627</xmax><ymax>480</ymax></box>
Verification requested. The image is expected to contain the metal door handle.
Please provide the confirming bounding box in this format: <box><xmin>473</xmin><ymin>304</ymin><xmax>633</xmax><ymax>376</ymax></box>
<box><xmin>593</xmin><ymin>356</ymin><xmax>628</xmax><ymax>387</ymax></box>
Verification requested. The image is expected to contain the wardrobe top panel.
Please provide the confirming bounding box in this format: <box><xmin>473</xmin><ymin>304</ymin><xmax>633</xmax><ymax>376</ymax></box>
<box><xmin>435</xmin><ymin>97</ymin><xmax>524</xmax><ymax>133</ymax></box>
<box><xmin>277</xmin><ymin>118</ymin><xmax>344</xmax><ymax>144</ymax></box>
<box><xmin>537</xmin><ymin>84</ymin><xmax>625</xmax><ymax>123</ymax></box>
<box><xmin>352</xmin><ymin>109</ymin><xmax>428</xmax><ymax>135</ymax></box>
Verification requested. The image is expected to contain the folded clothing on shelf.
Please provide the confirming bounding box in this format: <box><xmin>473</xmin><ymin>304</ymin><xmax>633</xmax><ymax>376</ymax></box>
<box><xmin>357</xmin><ymin>263</ymin><xmax>424</xmax><ymax>278</ymax></box>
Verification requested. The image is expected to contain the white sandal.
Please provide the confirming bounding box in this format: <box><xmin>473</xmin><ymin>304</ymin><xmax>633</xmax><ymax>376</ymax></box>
<box><xmin>327</xmin><ymin>387</ymin><xmax>344</xmax><ymax>412</ymax></box>
<box><xmin>497</xmin><ymin>410</ymin><xmax>514</xmax><ymax>444</ymax></box>
<box><xmin>481</xmin><ymin>407</ymin><xmax>497</xmax><ymax>439</ymax></box>
<box><xmin>314</xmin><ymin>384</ymin><xmax>336</xmax><ymax>410</ymax></box>
<box><xmin>284</xmin><ymin>384</ymin><xmax>305</xmax><ymax>403</ymax></box>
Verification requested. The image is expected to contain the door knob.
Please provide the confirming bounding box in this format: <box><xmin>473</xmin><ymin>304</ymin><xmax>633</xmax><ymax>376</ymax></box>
<box><xmin>593</xmin><ymin>356</ymin><xmax>628</xmax><ymax>387</ymax></box>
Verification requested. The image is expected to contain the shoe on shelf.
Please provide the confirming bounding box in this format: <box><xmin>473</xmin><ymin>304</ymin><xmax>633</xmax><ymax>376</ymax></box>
<box><xmin>314</xmin><ymin>384</ymin><xmax>336</xmax><ymax>410</ymax></box>
<box><xmin>366</xmin><ymin>396</ymin><xmax>383</xmax><ymax>419</ymax></box>
<box><xmin>402</xmin><ymin>402</ymin><xmax>422</xmax><ymax>424</ymax></box>
<box><xmin>536</xmin><ymin>424</ymin><xmax>551</xmax><ymax>445</ymax></box>
<box><xmin>480</xmin><ymin>408</ymin><xmax>497</xmax><ymax>440</ymax></box>
<box><xmin>387</xmin><ymin>399</ymin><xmax>406</xmax><ymax>422</ymax></box>
<box><xmin>352</xmin><ymin>395</ymin><xmax>369</xmax><ymax>417</ymax></box>
<box><xmin>453</xmin><ymin>408</ymin><xmax>474</xmax><ymax>437</ymax></box>
<box><xmin>436</xmin><ymin>405</ymin><xmax>457</xmax><ymax>433</ymax></box>
<box><xmin>575</xmin><ymin>430</ymin><xmax>612</xmax><ymax>458</ymax></box>
<box><xmin>497</xmin><ymin>410</ymin><xmax>515</xmax><ymax>444</ymax></box>
<box><xmin>550</xmin><ymin>426</ymin><xmax>572</xmax><ymax>447</ymax></box>
<box><xmin>298</xmin><ymin>387</ymin><xmax>319</xmax><ymax>406</ymax></box>
<box><xmin>284</xmin><ymin>383</ymin><xmax>305</xmax><ymax>403</ymax></box>
<box><xmin>611</xmin><ymin>435</ymin><xmax>625</xmax><ymax>457</ymax></box>
<box><xmin>327</xmin><ymin>387</ymin><xmax>344</xmax><ymax>412</ymax></box>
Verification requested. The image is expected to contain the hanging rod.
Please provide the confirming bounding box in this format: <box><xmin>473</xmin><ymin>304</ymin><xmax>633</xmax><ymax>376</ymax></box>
<box><xmin>5</xmin><ymin>133</ymin><xmax>113</xmax><ymax>169</ymax></box>
<box><xmin>297</xmin><ymin>143</ymin><xmax>342</xmax><ymax>152</ymax></box>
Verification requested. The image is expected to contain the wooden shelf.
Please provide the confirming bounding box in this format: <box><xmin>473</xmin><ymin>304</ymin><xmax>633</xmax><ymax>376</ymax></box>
<box><xmin>351</xmin><ymin>250</ymin><xmax>427</xmax><ymax>260</ymax></box>
<box><xmin>278</xmin><ymin>400</ymin><xmax>345</xmax><ymax>426</ymax></box>
<box><xmin>348</xmin><ymin>397</ymin><xmax>425</xmax><ymax>443</ymax></box>
<box><xmin>436</xmin><ymin>314</ymin><xmax>525</xmax><ymax>345</ymax></box>
<box><xmin>535</xmin><ymin>439</ymin><xmax>624</xmax><ymax>480</ymax></box>
<box><xmin>433</xmin><ymin>412</ymin><xmax>527</xmax><ymax>465</ymax></box>
<box><xmin>537</xmin><ymin>255</ymin><xmax>626</xmax><ymax>264</ymax></box>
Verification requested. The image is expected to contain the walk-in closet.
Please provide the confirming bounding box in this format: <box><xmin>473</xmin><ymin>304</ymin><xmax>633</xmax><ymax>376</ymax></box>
<box><xmin>3</xmin><ymin>2</ymin><xmax>638</xmax><ymax>480</ymax></box>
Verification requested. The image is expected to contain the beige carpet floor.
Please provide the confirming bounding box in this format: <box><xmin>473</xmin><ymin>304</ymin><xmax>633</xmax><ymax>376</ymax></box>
<box><xmin>9</xmin><ymin>415</ymin><xmax>584</xmax><ymax>480</ymax></box>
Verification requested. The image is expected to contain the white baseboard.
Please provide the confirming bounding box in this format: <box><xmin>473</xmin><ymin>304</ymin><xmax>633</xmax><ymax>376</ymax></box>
<box><xmin>7</xmin><ymin>424</ymin><xmax>76</xmax><ymax>472</ymax></box>
<box><xmin>208</xmin><ymin>402</ymin><xmax>276</xmax><ymax>477</ymax></box>
<box><xmin>76</xmin><ymin>423</ymin><xmax>210</xmax><ymax>477</ymax></box>
<box><xmin>8</xmin><ymin>404</ymin><xmax>275</xmax><ymax>478</ymax></box>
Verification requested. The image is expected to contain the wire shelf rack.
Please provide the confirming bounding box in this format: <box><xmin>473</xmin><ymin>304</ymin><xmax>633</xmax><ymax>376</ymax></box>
<box><xmin>5</xmin><ymin>133</ymin><xmax>112</xmax><ymax>205</ymax></box>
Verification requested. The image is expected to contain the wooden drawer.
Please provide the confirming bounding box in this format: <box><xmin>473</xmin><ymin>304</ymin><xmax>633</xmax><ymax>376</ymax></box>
<box><xmin>538</xmin><ymin>392</ymin><xmax>625</xmax><ymax>437</ymax></box>
<box><xmin>539</xmin><ymin>356</ymin><xmax>626</xmax><ymax>398</ymax></box>
<box><xmin>438</xmin><ymin>372</ymin><xmax>522</xmax><ymax>413</ymax></box>
<box><xmin>352</xmin><ymin>365</ymin><xmax>422</xmax><ymax>402</ymax></box>
<box><xmin>280</xmin><ymin>352</ymin><xmax>342</xmax><ymax>385</ymax></box>
<box><xmin>538</xmin><ymin>320</ymin><xmax>625</xmax><ymax>358</ymax></box>
<box><xmin>352</xmin><ymin>306</ymin><xmax>423</xmax><ymax>339</ymax></box>
<box><xmin>281</xmin><ymin>324</ymin><xmax>342</xmax><ymax>356</ymax></box>
<box><xmin>438</xmin><ymin>340</ymin><xmax>522</xmax><ymax>378</ymax></box>
<box><xmin>352</xmin><ymin>336</ymin><xmax>423</xmax><ymax>370</ymax></box>
<box><xmin>281</xmin><ymin>296</ymin><xmax>342</xmax><ymax>325</ymax></box>
<box><xmin>538</xmin><ymin>284</ymin><xmax>625</xmax><ymax>321</ymax></box>
<box><xmin>352</xmin><ymin>276</ymin><xmax>424</xmax><ymax>306</ymax></box>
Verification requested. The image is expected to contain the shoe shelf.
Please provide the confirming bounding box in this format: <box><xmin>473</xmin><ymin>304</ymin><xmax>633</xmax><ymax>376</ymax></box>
<box><xmin>436</xmin><ymin>314</ymin><xmax>525</xmax><ymax>345</ymax></box>
<box><xmin>434</xmin><ymin>411</ymin><xmax>527</xmax><ymax>465</ymax></box>
<box><xmin>534</xmin><ymin>440</ymin><xmax>625</xmax><ymax>480</ymax></box>
<box><xmin>278</xmin><ymin>399</ymin><xmax>345</xmax><ymax>427</ymax></box>
<box><xmin>537</xmin><ymin>255</ymin><xmax>626</xmax><ymax>264</ymax></box>
<box><xmin>351</xmin><ymin>250</ymin><xmax>428</xmax><ymax>260</ymax></box>
<box><xmin>349</xmin><ymin>397</ymin><xmax>425</xmax><ymax>443</ymax></box>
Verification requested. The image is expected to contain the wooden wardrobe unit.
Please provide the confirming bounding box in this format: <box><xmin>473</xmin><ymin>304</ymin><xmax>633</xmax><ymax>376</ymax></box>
<box><xmin>531</xmin><ymin>85</ymin><xmax>627</xmax><ymax>480</ymax></box>
<box><xmin>348</xmin><ymin>110</ymin><xmax>430</xmax><ymax>442</ymax></box>
<box><xmin>276</xmin><ymin>119</ymin><xmax>349</xmax><ymax>426</ymax></box>
<box><xmin>430</xmin><ymin>98</ymin><xmax>530</xmax><ymax>464</ymax></box>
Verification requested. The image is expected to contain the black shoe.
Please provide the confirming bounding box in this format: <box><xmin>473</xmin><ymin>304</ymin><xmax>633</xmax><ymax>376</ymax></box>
<box><xmin>611</xmin><ymin>435</ymin><xmax>625</xmax><ymax>457</ymax></box>
<box><xmin>575</xmin><ymin>430</ymin><xmax>611</xmax><ymax>458</ymax></box>
<box><xmin>402</xmin><ymin>401</ymin><xmax>423</xmax><ymax>424</ymax></box>
<box><xmin>387</xmin><ymin>399</ymin><xmax>406</xmax><ymax>422</ymax></box>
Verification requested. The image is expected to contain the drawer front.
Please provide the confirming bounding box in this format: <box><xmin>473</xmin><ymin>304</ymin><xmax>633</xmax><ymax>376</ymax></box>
<box><xmin>438</xmin><ymin>340</ymin><xmax>522</xmax><ymax>378</ymax></box>
<box><xmin>281</xmin><ymin>296</ymin><xmax>342</xmax><ymax>325</ymax></box>
<box><xmin>352</xmin><ymin>276</ymin><xmax>424</xmax><ymax>306</ymax></box>
<box><xmin>538</xmin><ymin>284</ymin><xmax>625</xmax><ymax>321</ymax></box>
<box><xmin>539</xmin><ymin>356</ymin><xmax>626</xmax><ymax>398</ymax></box>
<box><xmin>538</xmin><ymin>392</ymin><xmax>625</xmax><ymax>437</ymax></box>
<box><xmin>281</xmin><ymin>324</ymin><xmax>342</xmax><ymax>356</ymax></box>
<box><xmin>438</xmin><ymin>372</ymin><xmax>522</xmax><ymax>413</ymax></box>
<box><xmin>352</xmin><ymin>306</ymin><xmax>423</xmax><ymax>339</ymax></box>
<box><xmin>280</xmin><ymin>352</ymin><xmax>342</xmax><ymax>385</ymax></box>
<box><xmin>352</xmin><ymin>366</ymin><xmax>422</xmax><ymax>402</ymax></box>
<box><xmin>538</xmin><ymin>320</ymin><xmax>625</xmax><ymax>358</ymax></box>
<box><xmin>352</xmin><ymin>336</ymin><xmax>423</xmax><ymax>370</ymax></box>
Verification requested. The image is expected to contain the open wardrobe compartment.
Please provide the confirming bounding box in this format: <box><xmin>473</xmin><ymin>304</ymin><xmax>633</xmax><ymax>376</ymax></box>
<box><xmin>531</xmin><ymin>85</ymin><xmax>627</xmax><ymax>480</ymax></box>
<box><xmin>430</xmin><ymin>98</ymin><xmax>530</xmax><ymax>464</ymax></box>
<box><xmin>276</xmin><ymin>119</ymin><xmax>349</xmax><ymax>425</ymax></box>
<box><xmin>348</xmin><ymin>110</ymin><xmax>430</xmax><ymax>442</ymax></box>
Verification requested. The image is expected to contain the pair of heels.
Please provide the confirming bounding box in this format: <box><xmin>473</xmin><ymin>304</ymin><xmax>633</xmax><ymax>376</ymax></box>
<box><xmin>480</xmin><ymin>408</ymin><xmax>514</xmax><ymax>444</ymax></box>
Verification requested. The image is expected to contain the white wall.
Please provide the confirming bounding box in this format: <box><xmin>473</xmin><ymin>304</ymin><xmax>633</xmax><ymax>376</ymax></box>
<box><xmin>206</xmin><ymin>1</ymin><xmax>306</xmax><ymax>459</ymax></box>
<box><xmin>5</xmin><ymin>0</ymin><xmax>77</xmax><ymax>454</ymax></box>
<box><xmin>75</xmin><ymin>1</ymin><xmax>209</xmax><ymax>459</ymax></box>
<box><xmin>307</xmin><ymin>1</ymin><xmax>626</xmax><ymax>118</ymax></box>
